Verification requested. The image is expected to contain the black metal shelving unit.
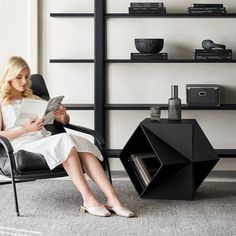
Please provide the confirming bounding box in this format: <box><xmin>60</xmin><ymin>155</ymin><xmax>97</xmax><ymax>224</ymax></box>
<box><xmin>50</xmin><ymin>0</ymin><xmax>236</xmax><ymax>159</ymax></box>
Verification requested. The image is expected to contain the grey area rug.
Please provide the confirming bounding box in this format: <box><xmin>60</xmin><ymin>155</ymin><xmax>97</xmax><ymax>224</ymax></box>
<box><xmin>0</xmin><ymin>180</ymin><xmax>235</xmax><ymax>236</ymax></box>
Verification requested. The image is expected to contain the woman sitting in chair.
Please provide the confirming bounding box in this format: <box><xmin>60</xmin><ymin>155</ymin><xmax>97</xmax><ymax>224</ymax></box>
<box><xmin>0</xmin><ymin>56</ymin><xmax>134</xmax><ymax>218</ymax></box>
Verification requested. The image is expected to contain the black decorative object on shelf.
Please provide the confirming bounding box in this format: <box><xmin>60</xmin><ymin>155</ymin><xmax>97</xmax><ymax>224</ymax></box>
<box><xmin>150</xmin><ymin>106</ymin><xmax>161</xmax><ymax>121</ymax></box>
<box><xmin>132</xmin><ymin>38</ymin><xmax>167</xmax><ymax>60</ymax></box>
<box><xmin>202</xmin><ymin>39</ymin><xmax>226</xmax><ymax>50</ymax></box>
<box><xmin>135</xmin><ymin>38</ymin><xmax>164</xmax><ymax>53</ymax></box>
<box><xmin>119</xmin><ymin>118</ymin><xmax>219</xmax><ymax>199</ymax></box>
<box><xmin>186</xmin><ymin>84</ymin><xmax>220</xmax><ymax>106</ymax></box>
<box><xmin>168</xmin><ymin>85</ymin><xmax>181</xmax><ymax>120</ymax></box>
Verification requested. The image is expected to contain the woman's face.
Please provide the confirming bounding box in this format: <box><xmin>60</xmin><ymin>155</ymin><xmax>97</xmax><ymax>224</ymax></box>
<box><xmin>10</xmin><ymin>67</ymin><xmax>30</xmax><ymax>93</ymax></box>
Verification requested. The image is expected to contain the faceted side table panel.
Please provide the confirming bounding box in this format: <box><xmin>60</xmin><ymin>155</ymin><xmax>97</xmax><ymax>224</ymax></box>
<box><xmin>120</xmin><ymin>118</ymin><xmax>219</xmax><ymax>200</ymax></box>
<box><xmin>193</xmin><ymin>160</ymin><xmax>218</xmax><ymax>189</ymax></box>
<box><xmin>140</xmin><ymin>127</ymin><xmax>192</xmax><ymax>199</ymax></box>
<box><xmin>120</xmin><ymin>125</ymin><xmax>162</xmax><ymax>196</ymax></box>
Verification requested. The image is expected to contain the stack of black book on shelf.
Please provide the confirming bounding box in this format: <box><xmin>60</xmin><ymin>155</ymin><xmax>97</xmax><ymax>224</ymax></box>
<box><xmin>188</xmin><ymin>3</ymin><xmax>226</xmax><ymax>15</ymax></box>
<box><xmin>129</xmin><ymin>2</ymin><xmax>166</xmax><ymax>15</ymax></box>
<box><xmin>131</xmin><ymin>52</ymin><xmax>168</xmax><ymax>60</ymax></box>
<box><xmin>130</xmin><ymin>152</ymin><xmax>160</xmax><ymax>187</ymax></box>
<box><xmin>194</xmin><ymin>49</ymin><xmax>232</xmax><ymax>61</ymax></box>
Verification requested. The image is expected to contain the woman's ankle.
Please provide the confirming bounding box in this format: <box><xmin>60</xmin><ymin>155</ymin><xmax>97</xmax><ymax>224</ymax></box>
<box><xmin>83</xmin><ymin>194</ymin><xmax>101</xmax><ymax>208</ymax></box>
<box><xmin>106</xmin><ymin>193</ymin><xmax>123</xmax><ymax>208</ymax></box>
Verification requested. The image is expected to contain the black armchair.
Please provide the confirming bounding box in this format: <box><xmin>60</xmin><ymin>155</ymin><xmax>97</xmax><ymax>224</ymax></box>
<box><xmin>0</xmin><ymin>74</ymin><xmax>111</xmax><ymax>216</ymax></box>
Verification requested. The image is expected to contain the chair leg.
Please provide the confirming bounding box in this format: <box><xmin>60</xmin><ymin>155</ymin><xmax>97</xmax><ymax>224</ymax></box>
<box><xmin>11</xmin><ymin>178</ymin><xmax>20</xmax><ymax>216</ymax></box>
<box><xmin>9</xmin><ymin>172</ymin><xmax>20</xmax><ymax>216</ymax></box>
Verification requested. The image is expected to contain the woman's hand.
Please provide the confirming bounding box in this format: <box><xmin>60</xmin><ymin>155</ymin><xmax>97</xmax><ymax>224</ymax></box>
<box><xmin>53</xmin><ymin>105</ymin><xmax>70</xmax><ymax>124</ymax></box>
<box><xmin>23</xmin><ymin>117</ymin><xmax>44</xmax><ymax>132</ymax></box>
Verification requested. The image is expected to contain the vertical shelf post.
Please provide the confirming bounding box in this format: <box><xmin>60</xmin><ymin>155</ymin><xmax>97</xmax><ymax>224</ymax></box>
<box><xmin>94</xmin><ymin>0</ymin><xmax>112</xmax><ymax>182</ymax></box>
<box><xmin>94</xmin><ymin>0</ymin><xmax>106</xmax><ymax>142</ymax></box>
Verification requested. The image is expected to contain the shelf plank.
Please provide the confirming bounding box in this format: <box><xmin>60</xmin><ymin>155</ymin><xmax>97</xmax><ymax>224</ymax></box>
<box><xmin>106</xmin><ymin>59</ymin><xmax>236</xmax><ymax>63</ymax></box>
<box><xmin>104</xmin><ymin>149</ymin><xmax>236</xmax><ymax>158</ymax></box>
<box><xmin>215</xmin><ymin>149</ymin><xmax>236</xmax><ymax>157</ymax></box>
<box><xmin>50</xmin><ymin>13</ymin><xmax>94</xmax><ymax>17</ymax></box>
<box><xmin>50</xmin><ymin>13</ymin><xmax>236</xmax><ymax>18</ymax></box>
<box><xmin>50</xmin><ymin>59</ymin><xmax>236</xmax><ymax>64</ymax></box>
<box><xmin>64</xmin><ymin>104</ymin><xmax>94</xmax><ymax>110</ymax></box>
<box><xmin>62</xmin><ymin>104</ymin><xmax>236</xmax><ymax>110</ymax></box>
<box><xmin>106</xmin><ymin>13</ymin><xmax>236</xmax><ymax>18</ymax></box>
<box><xmin>50</xmin><ymin>59</ymin><xmax>94</xmax><ymax>63</ymax></box>
<box><xmin>104</xmin><ymin>104</ymin><xmax>236</xmax><ymax>110</ymax></box>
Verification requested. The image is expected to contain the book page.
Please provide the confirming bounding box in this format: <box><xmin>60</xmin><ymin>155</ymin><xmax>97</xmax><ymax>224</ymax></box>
<box><xmin>14</xmin><ymin>96</ymin><xmax>64</xmax><ymax>127</ymax></box>
<box><xmin>14</xmin><ymin>98</ymin><xmax>48</xmax><ymax>126</ymax></box>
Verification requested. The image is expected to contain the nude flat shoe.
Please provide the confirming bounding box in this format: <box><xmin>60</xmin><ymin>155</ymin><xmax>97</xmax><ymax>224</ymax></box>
<box><xmin>80</xmin><ymin>205</ymin><xmax>111</xmax><ymax>217</ymax></box>
<box><xmin>106</xmin><ymin>206</ymin><xmax>135</xmax><ymax>218</ymax></box>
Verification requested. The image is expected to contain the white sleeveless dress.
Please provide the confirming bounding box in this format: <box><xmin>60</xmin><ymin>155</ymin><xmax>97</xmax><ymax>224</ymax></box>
<box><xmin>0</xmin><ymin>99</ymin><xmax>103</xmax><ymax>170</ymax></box>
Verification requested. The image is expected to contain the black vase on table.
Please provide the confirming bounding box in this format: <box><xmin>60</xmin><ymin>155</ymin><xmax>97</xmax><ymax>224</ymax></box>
<box><xmin>168</xmin><ymin>85</ymin><xmax>181</xmax><ymax>120</ymax></box>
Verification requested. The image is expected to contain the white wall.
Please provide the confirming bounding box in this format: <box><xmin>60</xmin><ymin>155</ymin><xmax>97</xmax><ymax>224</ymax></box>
<box><xmin>0</xmin><ymin>0</ymin><xmax>38</xmax><ymax>73</ymax></box>
<box><xmin>39</xmin><ymin>0</ymin><xmax>95</xmax><ymax>142</ymax></box>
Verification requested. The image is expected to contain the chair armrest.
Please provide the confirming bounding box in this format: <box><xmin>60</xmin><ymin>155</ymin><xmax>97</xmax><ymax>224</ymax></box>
<box><xmin>0</xmin><ymin>135</ymin><xmax>14</xmax><ymax>153</ymax></box>
<box><xmin>0</xmin><ymin>135</ymin><xmax>17</xmax><ymax>170</ymax></box>
<box><xmin>63</xmin><ymin>124</ymin><xmax>105</xmax><ymax>149</ymax></box>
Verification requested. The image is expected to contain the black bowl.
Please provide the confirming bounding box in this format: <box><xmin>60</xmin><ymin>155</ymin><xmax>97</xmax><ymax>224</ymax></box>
<box><xmin>135</xmin><ymin>38</ymin><xmax>164</xmax><ymax>53</ymax></box>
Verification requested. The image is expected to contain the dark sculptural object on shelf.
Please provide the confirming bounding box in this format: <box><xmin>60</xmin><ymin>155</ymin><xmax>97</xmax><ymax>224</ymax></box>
<box><xmin>135</xmin><ymin>38</ymin><xmax>164</xmax><ymax>53</ymax></box>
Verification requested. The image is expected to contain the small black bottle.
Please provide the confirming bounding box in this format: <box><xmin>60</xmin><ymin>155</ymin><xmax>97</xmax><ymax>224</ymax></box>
<box><xmin>168</xmin><ymin>85</ymin><xmax>181</xmax><ymax>120</ymax></box>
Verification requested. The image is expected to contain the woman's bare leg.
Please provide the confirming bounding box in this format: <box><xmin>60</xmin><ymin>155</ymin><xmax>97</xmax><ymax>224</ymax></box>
<box><xmin>62</xmin><ymin>147</ymin><xmax>101</xmax><ymax>208</ymax></box>
<box><xmin>79</xmin><ymin>152</ymin><xmax>123</xmax><ymax>208</ymax></box>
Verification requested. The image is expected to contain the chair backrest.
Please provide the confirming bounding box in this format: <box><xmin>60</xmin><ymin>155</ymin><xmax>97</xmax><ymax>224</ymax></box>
<box><xmin>30</xmin><ymin>74</ymin><xmax>66</xmax><ymax>135</ymax></box>
<box><xmin>31</xmin><ymin>74</ymin><xmax>50</xmax><ymax>100</ymax></box>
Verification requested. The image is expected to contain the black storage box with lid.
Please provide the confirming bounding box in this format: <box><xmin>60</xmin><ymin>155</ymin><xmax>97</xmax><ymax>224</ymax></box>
<box><xmin>186</xmin><ymin>84</ymin><xmax>220</xmax><ymax>106</ymax></box>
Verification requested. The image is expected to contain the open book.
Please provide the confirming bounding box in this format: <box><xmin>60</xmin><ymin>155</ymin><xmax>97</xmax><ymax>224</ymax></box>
<box><xmin>14</xmin><ymin>96</ymin><xmax>64</xmax><ymax>127</ymax></box>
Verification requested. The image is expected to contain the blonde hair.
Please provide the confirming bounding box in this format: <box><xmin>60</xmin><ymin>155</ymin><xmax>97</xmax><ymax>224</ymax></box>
<box><xmin>0</xmin><ymin>56</ymin><xmax>33</xmax><ymax>104</ymax></box>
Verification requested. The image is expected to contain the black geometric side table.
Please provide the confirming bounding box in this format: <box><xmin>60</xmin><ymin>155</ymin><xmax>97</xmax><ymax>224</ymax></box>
<box><xmin>120</xmin><ymin>118</ymin><xmax>219</xmax><ymax>200</ymax></box>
